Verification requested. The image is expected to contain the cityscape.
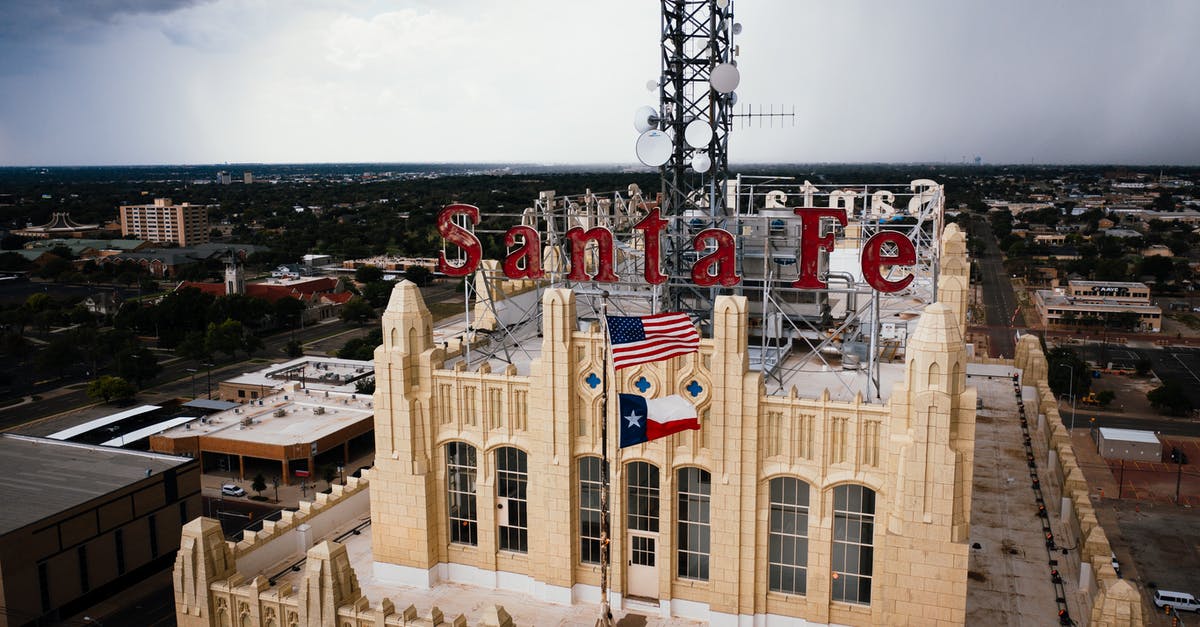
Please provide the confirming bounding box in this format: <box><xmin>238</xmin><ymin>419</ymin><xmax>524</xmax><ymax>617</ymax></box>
<box><xmin>1</xmin><ymin>2</ymin><xmax>1199</xmax><ymax>627</ymax></box>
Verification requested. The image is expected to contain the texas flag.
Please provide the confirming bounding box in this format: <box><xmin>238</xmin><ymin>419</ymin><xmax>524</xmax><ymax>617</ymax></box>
<box><xmin>618</xmin><ymin>393</ymin><xmax>700</xmax><ymax>448</ymax></box>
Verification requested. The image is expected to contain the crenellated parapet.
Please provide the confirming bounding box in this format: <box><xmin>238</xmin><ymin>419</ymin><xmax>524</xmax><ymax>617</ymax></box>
<box><xmin>173</xmin><ymin>475</ymin><xmax>511</xmax><ymax>626</ymax></box>
<box><xmin>1014</xmin><ymin>341</ymin><xmax>1146</xmax><ymax>626</ymax></box>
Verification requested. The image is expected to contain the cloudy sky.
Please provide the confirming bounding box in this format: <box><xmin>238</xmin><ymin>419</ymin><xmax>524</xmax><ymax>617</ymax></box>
<box><xmin>0</xmin><ymin>0</ymin><xmax>1197</xmax><ymax>166</ymax></box>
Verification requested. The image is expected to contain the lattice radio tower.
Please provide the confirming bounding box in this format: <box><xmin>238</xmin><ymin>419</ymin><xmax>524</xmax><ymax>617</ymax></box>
<box><xmin>634</xmin><ymin>0</ymin><xmax>740</xmax><ymax>318</ymax></box>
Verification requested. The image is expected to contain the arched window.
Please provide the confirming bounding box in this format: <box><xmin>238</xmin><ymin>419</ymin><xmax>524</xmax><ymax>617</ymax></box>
<box><xmin>626</xmin><ymin>462</ymin><xmax>660</xmax><ymax>533</ymax></box>
<box><xmin>496</xmin><ymin>447</ymin><xmax>528</xmax><ymax>552</ymax></box>
<box><xmin>579</xmin><ymin>456</ymin><xmax>605</xmax><ymax>565</ymax></box>
<box><xmin>677</xmin><ymin>467</ymin><xmax>711</xmax><ymax>581</ymax></box>
<box><xmin>768</xmin><ymin>477</ymin><xmax>810</xmax><ymax>594</ymax></box>
<box><xmin>928</xmin><ymin>361</ymin><xmax>941</xmax><ymax>387</ymax></box>
<box><xmin>831</xmin><ymin>484</ymin><xmax>875</xmax><ymax>605</ymax></box>
<box><xmin>446</xmin><ymin>442</ymin><xmax>478</xmax><ymax>545</ymax></box>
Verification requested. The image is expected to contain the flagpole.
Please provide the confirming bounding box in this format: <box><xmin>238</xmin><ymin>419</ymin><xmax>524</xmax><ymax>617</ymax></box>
<box><xmin>598</xmin><ymin>291</ymin><xmax>613</xmax><ymax>627</ymax></box>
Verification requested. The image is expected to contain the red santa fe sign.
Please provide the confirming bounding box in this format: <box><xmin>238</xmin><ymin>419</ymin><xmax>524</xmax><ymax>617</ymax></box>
<box><xmin>435</xmin><ymin>204</ymin><xmax>918</xmax><ymax>293</ymax></box>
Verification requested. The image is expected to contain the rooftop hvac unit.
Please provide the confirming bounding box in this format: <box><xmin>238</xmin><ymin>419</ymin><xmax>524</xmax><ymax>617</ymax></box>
<box><xmin>274</xmin><ymin>408</ymin><xmax>286</xmax><ymax>417</ymax></box>
<box><xmin>314</xmin><ymin>406</ymin><xmax>325</xmax><ymax>415</ymax></box>
<box><xmin>242</xmin><ymin>416</ymin><xmax>254</xmax><ymax>426</ymax></box>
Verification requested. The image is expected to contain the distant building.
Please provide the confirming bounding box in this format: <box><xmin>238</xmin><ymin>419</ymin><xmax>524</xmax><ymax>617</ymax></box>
<box><xmin>149</xmin><ymin>380</ymin><xmax>374</xmax><ymax>486</ymax></box>
<box><xmin>12</xmin><ymin>213</ymin><xmax>103</xmax><ymax>239</ymax></box>
<box><xmin>119</xmin><ymin>198</ymin><xmax>211</xmax><ymax>247</ymax></box>
<box><xmin>0</xmin><ymin>434</ymin><xmax>199</xmax><ymax>626</ymax></box>
<box><xmin>217</xmin><ymin>171</ymin><xmax>232</xmax><ymax>185</ymax></box>
<box><xmin>1035</xmin><ymin>280</ymin><xmax>1162</xmax><ymax>332</ymax></box>
<box><xmin>242</xmin><ymin>171</ymin><xmax>253</xmax><ymax>185</ymax></box>
<box><xmin>215</xmin><ymin>355</ymin><xmax>374</xmax><ymax>402</ymax></box>
<box><xmin>176</xmin><ymin>275</ymin><xmax>351</xmax><ymax>323</ymax></box>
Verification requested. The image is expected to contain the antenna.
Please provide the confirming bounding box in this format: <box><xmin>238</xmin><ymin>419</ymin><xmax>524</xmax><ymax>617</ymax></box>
<box><xmin>630</xmin><ymin>0</ymin><xmax>741</xmax><ymax>318</ymax></box>
<box><xmin>734</xmin><ymin>104</ymin><xmax>797</xmax><ymax>129</ymax></box>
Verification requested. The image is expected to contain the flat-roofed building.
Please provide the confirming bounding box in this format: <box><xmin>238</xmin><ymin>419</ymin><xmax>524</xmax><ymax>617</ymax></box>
<box><xmin>1096</xmin><ymin>427</ymin><xmax>1162</xmax><ymax>462</ymax></box>
<box><xmin>1035</xmin><ymin>291</ymin><xmax>1162</xmax><ymax>332</ymax></box>
<box><xmin>1066</xmin><ymin>280</ymin><xmax>1152</xmax><ymax>304</ymax></box>
<box><xmin>119</xmin><ymin>198</ymin><xmax>211</xmax><ymax>246</ymax></box>
<box><xmin>0</xmin><ymin>434</ymin><xmax>199</xmax><ymax>626</ymax></box>
<box><xmin>149</xmin><ymin>384</ymin><xmax>374</xmax><ymax>486</ymax></box>
<box><xmin>215</xmin><ymin>356</ymin><xmax>373</xmax><ymax>403</ymax></box>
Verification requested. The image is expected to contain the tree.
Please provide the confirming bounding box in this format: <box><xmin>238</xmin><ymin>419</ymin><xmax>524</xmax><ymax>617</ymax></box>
<box><xmin>252</xmin><ymin>473</ymin><xmax>267</xmax><ymax>498</ymax></box>
<box><xmin>1147</xmin><ymin>381</ymin><xmax>1193</xmax><ymax>416</ymax></box>
<box><xmin>355</xmin><ymin>264</ymin><xmax>383</xmax><ymax>284</ymax></box>
<box><xmin>1095</xmin><ymin>390</ymin><xmax>1116</xmax><ymax>407</ymax></box>
<box><xmin>340</xmin><ymin>297</ymin><xmax>374</xmax><ymax>325</ymax></box>
<box><xmin>1046</xmin><ymin>347</ymin><xmax>1091</xmax><ymax>397</ymax></box>
<box><xmin>405</xmin><ymin>265</ymin><xmax>433</xmax><ymax>286</ymax></box>
<box><xmin>175</xmin><ymin>330</ymin><xmax>212</xmax><ymax>362</ymax></box>
<box><xmin>206</xmin><ymin>318</ymin><xmax>245</xmax><ymax>358</ymax></box>
<box><xmin>286</xmin><ymin>339</ymin><xmax>303</xmax><ymax>358</ymax></box>
<box><xmin>35</xmin><ymin>335</ymin><xmax>82</xmax><ymax>378</ymax></box>
<box><xmin>1135</xmin><ymin>359</ymin><xmax>1152</xmax><ymax>376</ymax></box>
<box><xmin>361</xmin><ymin>281</ymin><xmax>391</xmax><ymax>308</ymax></box>
<box><xmin>322</xmin><ymin>464</ymin><xmax>338</xmax><ymax>489</ymax></box>
<box><xmin>116</xmin><ymin>348</ymin><xmax>160</xmax><ymax>388</ymax></box>
<box><xmin>274</xmin><ymin>296</ymin><xmax>305</xmax><ymax>330</ymax></box>
<box><xmin>355</xmin><ymin>376</ymin><xmax>375</xmax><ymax>395</ymax></box>
<box><xmin>87</xmin><ymin>375</ymin><xmax>137</xmax><ymax>403</ymax></box>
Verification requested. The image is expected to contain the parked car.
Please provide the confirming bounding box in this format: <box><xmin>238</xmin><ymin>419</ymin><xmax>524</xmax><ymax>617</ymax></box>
<box><xmin>221</xmin><ymin>484</ymin><xmax>246</xmax><ymax>497</ymax></box>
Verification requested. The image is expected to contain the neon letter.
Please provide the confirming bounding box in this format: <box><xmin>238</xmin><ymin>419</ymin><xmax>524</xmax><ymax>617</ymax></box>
<box><xmin>503</xmin><ymin>226</ymin><xmax>544</xmax><ymax>280</ymax></box>
<box><xmin>691</xmin><ymin>228</ymin><xmax>741</xmax><ymax>287</ymax></box>
<box><xmin>436</xmin><ymin>204</ymin><xmax>482</xmax><ymax>277</ymax></box>
<box><xmin>860</xmin><ymin>231</ymin><xmax>917</xmax><ymax>293</ymax></box>
<box><xmin>792</xmin><ymin>207</ymin><xmax>847</xmax><ymax>289</ymax></box>
<box><xmin>565</xmin><ymin>226</ymin><xmax>618</xmax><ymax>282</ymax></box>
<box><xmin>633</xmin><ymin>208</ymin><xmax>668</xmax><ymax>284</ymax></box>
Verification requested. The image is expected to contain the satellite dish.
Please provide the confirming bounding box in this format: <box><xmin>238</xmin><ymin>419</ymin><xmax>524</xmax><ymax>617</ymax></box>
<box><xmin>716</xmin><ymin>0</ymin><xmax>729</xmax><ymax>8</ymax></box>
<box><xmin>635</xmin><ymin>130</ymin><xmax>672</xmax><ymax>167</ymax></box>
<box><xmin>685</xmin><ymin>119</ymin><xmax>713</xmax><ymax>149</ymax></box>
<box><xmin>692</xmin><ymin>152</ymin><xmax>712</xmax><ymax>173</ymax></box>
<box><xmin>728</xmin><ymin>91</ymin><xmax>738</xmax><ymax>105</ymax></box>
<box><xmin>732</xmin><ymin>22</ymin><xmax>743</xmax><ymax>35</ymax></box>
<box><xmin>633</xmin><ymin>105</ymin><xmax>659</xmax><ymax>133</ymax></box>
<box><xmin>710</xmin><ymin>63</ymin><xmax>740</xmax><ymax>93</ymax></box>
<box><xmin>645</xmin><ymin>79</ymin><xmax>658</xmax><ymax>91</ymax></box>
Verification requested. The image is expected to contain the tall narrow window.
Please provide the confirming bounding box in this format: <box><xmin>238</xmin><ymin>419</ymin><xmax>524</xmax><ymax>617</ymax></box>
<box><xmin>78</xmin><ymin>546</ymin><xmax>89</xmax><ymax>593</ymax></box>
<box><xmin>626</xmin><ymin>462</ymin><xmax>660</xmax><ymax>533</ymax></box>
<box><xmin>447</xmin><ymin>442</ymin><xmax>478</xmax><ymax>546</ymax></box>
<box><xmin>768</xmin><ymin>477</ymin><xmax>810</xmax><ymax>594</ymax></box>
<box><xmin>579</xmin><ymin>456</ymin><xmax>605</xmax><ymax>565</ymax></box>
<box><xmin>831</xmin><ymin>485</ymin><xmax>875</xmax><ymax>605</ymax></box>
<box><xmin>38</xmin><ymin>562</ymin><xmax>50</xmax><ymax>612</ymax></box>
<box><xmin>496</xmin><ymin>447</ymin><xmax>528</xmax><ymax>553</ymax></box>
<box><xmin>676</xmin><ymin>467</ymin><xmax>711</xmax><ymax>581</ymax></box>
<box><xmin>148</xmin><ymin>514</ymin><xmax>159</xmax><ymax>558</ymax></box>
<box><xmin>115</xmin><ymin>529</ymin><xmax>127</xmax><ymax>575</ymax></box>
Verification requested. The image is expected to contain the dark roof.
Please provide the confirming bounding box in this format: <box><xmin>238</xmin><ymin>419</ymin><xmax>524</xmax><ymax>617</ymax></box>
<box><xmin>0</xmin><ymin>434</ymin><xmax>193</xmax><ymax>536</ymax></box>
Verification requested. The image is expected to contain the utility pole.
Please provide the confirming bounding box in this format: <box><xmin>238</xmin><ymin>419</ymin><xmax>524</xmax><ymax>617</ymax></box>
<box><xmin>1058</xmin><ymin>363</ymin><xmax>1076</xmax><ymax>431</ymax></box>
<box><xmin>203</xmin><ymin>362</ymin><xmax>214</xmax><ymax>399</ymax></box>
<box><xmin>1173</xmin><ymin>448</ymin><xmax>1185</xmax><ymax>504</ymax></box>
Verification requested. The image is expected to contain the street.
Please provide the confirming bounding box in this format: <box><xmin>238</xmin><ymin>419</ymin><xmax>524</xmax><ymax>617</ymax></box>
<box><xmin>966</xmin><ymin>215</ymin><xmax>1023</xmax><ymax>358</ymax></box>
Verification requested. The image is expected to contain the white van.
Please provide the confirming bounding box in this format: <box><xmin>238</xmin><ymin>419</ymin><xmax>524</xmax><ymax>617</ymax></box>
<box><xmin>1154</xmin><ymin>590</ymin><xmax>1200</xmax><ymax>612</ymax></box>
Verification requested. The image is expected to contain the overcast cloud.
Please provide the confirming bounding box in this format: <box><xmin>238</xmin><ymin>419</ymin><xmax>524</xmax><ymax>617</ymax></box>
<box><xmin>0</xmin><ymin>0</ymin><xmax>1196</xmax><ymax>166</ymax></box>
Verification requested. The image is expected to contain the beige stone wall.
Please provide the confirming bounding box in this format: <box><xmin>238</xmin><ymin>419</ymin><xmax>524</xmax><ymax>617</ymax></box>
<box><xmin>1011</xmin><ymin>336</ymin><xmax>1146</xmax><ymax>626</ymax></box>
<box><xmin>368</xmin><ymin>225</ymin><xmax>979</xmax><ymax>625</ymax></box>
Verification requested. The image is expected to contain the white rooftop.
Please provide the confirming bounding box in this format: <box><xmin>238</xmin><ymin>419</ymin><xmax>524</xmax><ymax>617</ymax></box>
<box><xmin>225</xmin><ymin>356</ymin><xmax>374</xmax><ymax>394</ymax></box>
<box><xmin>155</xmin><ymin>387</ymin><xmax>373</xmax><ymax>446</ymax></box>
<box><xmin>1098</xmin><ymin>427</ymin><xmax>1160</xmax><ymax>444</ymax></box>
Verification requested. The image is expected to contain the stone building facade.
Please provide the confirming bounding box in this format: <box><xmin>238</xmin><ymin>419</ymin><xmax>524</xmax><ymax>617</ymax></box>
<box><xmin>367</xmin><ymin>227</ymin><xmax>978</xmax><ymax>625</ymax></box>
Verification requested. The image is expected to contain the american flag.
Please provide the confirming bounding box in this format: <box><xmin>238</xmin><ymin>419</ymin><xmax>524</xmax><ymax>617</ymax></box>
<box><xmin>606</xmin><ymin>312</ymin><xmax>699</xmax><ymax>370</ymax></box>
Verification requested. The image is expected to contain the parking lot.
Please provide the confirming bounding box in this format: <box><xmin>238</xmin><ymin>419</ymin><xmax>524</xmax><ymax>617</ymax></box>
<box><xmin>1073</xmin><ymin>344</ymin><xmax>1200</xmax><ymax>409</ymax></box>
